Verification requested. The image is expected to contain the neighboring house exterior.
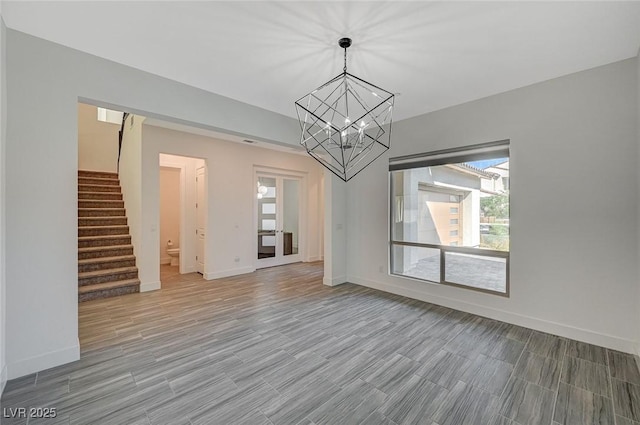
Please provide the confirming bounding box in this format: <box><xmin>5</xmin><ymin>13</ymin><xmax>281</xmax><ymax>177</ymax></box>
<box><xmin>393</xmin><ymin>163</ymin><xmax>499</xmax><ymax>273</ymax></box>
<box><xmin>481</xmin><ymin>160</ymin><xmax>510</xmax><ymax>195</ymax></box>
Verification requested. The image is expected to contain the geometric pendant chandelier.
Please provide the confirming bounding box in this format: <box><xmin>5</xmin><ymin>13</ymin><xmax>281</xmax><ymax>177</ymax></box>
<box><xmin>295</xmin><ymin>38</ymin><xmax>395</xmax><ymax>182</ymax></box>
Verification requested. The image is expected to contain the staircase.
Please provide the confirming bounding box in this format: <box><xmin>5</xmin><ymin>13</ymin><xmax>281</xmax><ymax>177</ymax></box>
<box><xmin>78</xmin><ymin>170</ymin><xmax>140</xmax><ymax>302</ymax></box>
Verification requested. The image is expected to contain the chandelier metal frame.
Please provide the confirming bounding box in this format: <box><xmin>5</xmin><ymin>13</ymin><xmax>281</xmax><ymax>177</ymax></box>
<box><xmin>295</xmin><ymin>37</ymin><xmax>395</xmax><ymax>182</ymax></box>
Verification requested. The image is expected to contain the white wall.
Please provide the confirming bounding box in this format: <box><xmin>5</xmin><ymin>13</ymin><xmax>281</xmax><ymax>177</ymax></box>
<box><xmin>159</xmin><ymin>167</ymin><xmax>180</xmax><ymax>264</ymax></box>
<box><xmin>77</xmin><ymin>103</ymin><xmax>120</xmax><ymax>172</ymax></box>
<box><xmin>0</xmin><ymin>14</ymin><xmax>7</xmax><ymax>395</ymax></box>
<box><xmin>637</xmin><ymin>47</ymin><xmax>640</xmax><ymax>359</ymax></box>
<box><xmin>118</xmin><ymin>114</ymin><xmax>148</xmax><ymax>289</ymax></box>
<box><xmin>347</xmin><ymin>58</ymin><xmax>639</xmax><ymax>353</ymax></box>
<box><xmin>159</xmin><ymin>153</ymin><xmax>205</xmax><ymax>274</ymax></box>
<box><xmin>4</xmin><ymin>29</ymin><xmax>302</xmax><ymax>379</ymax></box>
<box><xmin>141</xmin><ymin>125</ymin><xmax>324</xmax><ymax>283</ymax></box>
<box><xmin>323</xmin><ymin>172</ymin><xmax>347</xmax><ymax>287</ymax></box>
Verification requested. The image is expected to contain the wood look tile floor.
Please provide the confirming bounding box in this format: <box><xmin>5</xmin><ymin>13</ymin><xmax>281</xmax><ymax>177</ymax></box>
<box><xmin>2</xmin><ymin>263</ymin><xmax>639</xmax><ymax>425</ymax></box>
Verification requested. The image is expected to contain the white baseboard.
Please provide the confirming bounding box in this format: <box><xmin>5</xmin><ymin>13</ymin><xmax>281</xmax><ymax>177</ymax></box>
<box><xmin>160</xmin><ymin>257</ymin><xmax>171</xmax><ymax>265</ymax></box>
<box><xmin>7</xmin><ymin>339</ymin><xmax>80</xmax><ymax>380</ymax></box>
<box><xmin>140</xmin><ymin>280</ymin><xmax>161</xmax><ymax>292</ymax></box>
<box><xmin>350</xmin><ymin>275</ymin><xmax>639</xmax><ymax>354</ymax></box>
<box><xmin>307</xmin><ymin>256</ymin><xmax>324</xmax><ymax>262</ymax></box>
<box><xmin>323</xmin><ymin>275</ymin><xmax>347</xmax><ymax>287</ymax></box>
<box><xmin>1</xmin><ymin>363</ymin><xmax>7</xmax><ymax>396</ymax></box>
<box><xmin>635</xmin><ymin>345</ymin><xmax>640</xmax><ymax>375</ymax></box>
<box><xmin>204</xmin><ymin>266</ymin><xmax>255</xmax><ymax>280</ymax></box>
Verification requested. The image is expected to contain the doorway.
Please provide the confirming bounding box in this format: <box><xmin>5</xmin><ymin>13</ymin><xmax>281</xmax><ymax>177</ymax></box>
<box><xmin>256</xmin><ymin>171</ymin><xmax>304</xmax><ymax>268</ymax></box>
<box><xmin>159</xmin><ymin>153</ymin><xmax>206</xmax><ymax>278</ymax></box>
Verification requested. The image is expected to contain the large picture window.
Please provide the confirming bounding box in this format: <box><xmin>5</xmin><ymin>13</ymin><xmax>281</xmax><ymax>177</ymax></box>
<box><xmin>389</xmin><ymin>141</ymin><xmax>510</xmax><ymax>295</ymax></box>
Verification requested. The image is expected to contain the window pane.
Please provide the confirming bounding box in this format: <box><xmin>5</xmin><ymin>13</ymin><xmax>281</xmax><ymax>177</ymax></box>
<box><xmin>261</xmin><ymin>219</ymin><xmax>276</xmax><ymax>230</ymax></box>
<box><xmin>262</xmin><ymin>203</ymin><xmax>276</xmax><ymax>214</ymax></box>
<box><xmin>391</xmin><ymin>244</ymin><xmax>440</xmax><ymax>283</ymax></box>
<box><xmin>444</xmin><ymin>252</ymin><xmax>507</xmax><ymax>293</ymax></box>
<box><xmin>261</xmin><ymin>235</ymin><xmax>275</xmax><ymax>246</ymax></box>
<box><xmin>390</xmin><ymin>158</ymin><xmax>509</xmax><ymax>252</ymax></box>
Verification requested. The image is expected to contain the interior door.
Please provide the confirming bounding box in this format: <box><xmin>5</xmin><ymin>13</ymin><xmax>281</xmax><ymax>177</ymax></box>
<box><xmin>196</xmin><ymin>166</ymin><xmax>205</xmax><ymax>274</ymax></box>
<box><xmin>257</xmin><ymin>174</ymin><xmax>302</xmax><ymax>268</ymax></box>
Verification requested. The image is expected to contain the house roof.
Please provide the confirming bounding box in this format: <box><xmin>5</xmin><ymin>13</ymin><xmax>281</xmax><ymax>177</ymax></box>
<box><xmin>448</xmin><ymin>163</ymin><xmax>501</xmax><ymax>180</ymax></box>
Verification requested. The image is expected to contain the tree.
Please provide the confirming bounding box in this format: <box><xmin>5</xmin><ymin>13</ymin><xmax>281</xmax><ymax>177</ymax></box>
<box><xmin>481</xmin><ymin>194</ymin><xmax>509</xmax><ymax>219</ymax></box>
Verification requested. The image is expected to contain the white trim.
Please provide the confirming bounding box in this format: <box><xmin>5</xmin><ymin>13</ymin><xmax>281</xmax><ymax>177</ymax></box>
<box><xmin>140</xmin><ymin>280</ymin><xmax>161</xmax><ymax>292</ymax></box>
<box><xmin>160</xmin><ymin>257</ymin><xmax>171</xmax><ymax>265</ymax></box>
<box><xmin>204</xmin><ymin>266</ymin><xmax>255</xmax><ymax>280</ymax></box>
<box><xmin>307</xmin><ymin>256</ymin><xmax>323</xmax><ymax>262</ymax></box>
<box><xmin>350</xmin><ymin>275</ymin><xmax>639</xmax><ymax>354</ymax></box>
<box><xmin>1</xmin><ymin>364</ymin><xmax>7</xmax><ymax>396</ymax></box>
<box><xmin>323</xmin><ymin>275</ymin><xmax>347</xmax><ymax>287</ymax></box>
<box><xmin>7</xmin><ymin>339</ymin><xmax>80</xmax><ymax>379</ymax></box>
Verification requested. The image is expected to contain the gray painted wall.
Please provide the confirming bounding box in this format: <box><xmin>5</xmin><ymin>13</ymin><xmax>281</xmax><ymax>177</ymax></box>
<box><xmin>346</xmin><ymin>58</ymin><xmax>639</xmax><ymax>352</ymax></box>
<box><xmin>637</xmin><ymin>47</ymin><xmax>640</xmax><ymax>359</ymax></box>
<box><xmin>0</xmin><ymin>16</ymin><xmax>7</xmax><ymax>394</ymax></box>
<box><xmin>4</xmin><ymin>29</ymin><xmax>302</xmax><ymax>378</ymax></box>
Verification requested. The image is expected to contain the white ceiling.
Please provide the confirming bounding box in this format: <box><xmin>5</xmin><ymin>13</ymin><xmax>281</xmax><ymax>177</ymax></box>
<box><xmin>4</xmin><ymin>1</ymin><xmax>640</xmax><ymax>121</ymax></box>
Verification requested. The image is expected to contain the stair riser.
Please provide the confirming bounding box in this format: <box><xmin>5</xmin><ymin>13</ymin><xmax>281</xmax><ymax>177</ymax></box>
<box><xmin>78</xmin><ymin>185</ymin><xmax>121</xmax><ymax>193</ymax></box>
<box><xmin>78</xmin><ymin>177</ymin><xmax>120</xmax><ymax>186</ymax></box>
<box><xmin>79</xmin><ymin>247</ymin><xmax>134</xmax><ymax>260</ymax></box>
<box><xmin>78</xmin><ymin>200</ymin><xmax>125</xmax><ymax>209</ymax></box>
<box><xmin>78</xmin><ymin>171</ymin><xmax>119</xmax><ymax>179</ymax></box>
<box><xmin>79</xmin><ymin>236</ymin><xmax>131</xmax><ymax>248</ymax></box>
<box><xmin>79</xmin><ymin>227</ymin><xmax>129</xmax><ymax>237</ymax></box>
<box><xmin>79</xmin><ymin>270</ymin><xmax>139</xmax><ymax>286</ymax></box>
<box><xmin>79</xmin><ymin>209</ymin><xmax>125</xmax><ymax>217</ymax></box>
<box><xmin>79</xmin><ymin>258</ymin><xmax>136</xmax><ymax>273</ymax></box>
<box><xmin>78</xmin><ymin>192</ymin><xmax>123</xmax><ymax>200</ymax></box>
<box><xmin>78</xmin><ymin>217</ymin><xmax>127</xmax><ymax>226</ymax></box>
<box><xmin>79</xmin><ymin>284</ymin><xmax>139</xmax><ymax>302</ymax></box>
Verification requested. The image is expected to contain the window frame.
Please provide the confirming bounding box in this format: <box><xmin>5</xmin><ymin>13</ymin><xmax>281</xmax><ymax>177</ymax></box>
<box><xmin>388</xmin><ymin>140</ymin><xmax>510</xmax><ymax>297</ymax></box>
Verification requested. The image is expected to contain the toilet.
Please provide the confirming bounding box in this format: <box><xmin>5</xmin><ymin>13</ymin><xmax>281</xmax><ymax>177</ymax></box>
<box><xmin>166</xmin><ymin>240</ymin><xmax>180</xmax><ymax>266</ymax></box>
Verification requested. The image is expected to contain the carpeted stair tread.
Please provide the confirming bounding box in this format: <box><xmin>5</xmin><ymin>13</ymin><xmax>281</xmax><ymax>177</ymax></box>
<box><xmin>78</xmin><ymin>266</ymin><xmax>138</xmax><ymax>279</ymax></box>
<box><xmin>78</xmin><ymin>225</ymin><xmax>129</xmax><ymax>231</ymax></box>
<box><xmin>78</xmin><ymin>170</ymin><xmax>118</xmax><ymax>178</ymax></box>
<box><xmin>78</xmin><ymin>217</ymin><xmax>127</xmax><ymax>226</ymax></box>
<box><xmin>78</xmin><ymin>279</ymin><xmax>140</xmax><ymax>294</ymax></box>
<box><xmin>78</xmin><ymin>177</ymin><xmax>120</xmax><ymax>186</ymax></box>
<box><xmin>78</xmin><ymin>255</ymin><xmax>136</xmax><ymax>265</ymax></box>
<box><xmin>78</xmin><ymin>244</ymin><xmax>134</xmax><ymax>260</ymax></box>
<box><xmin>78</xmin><ymin>191</ymin><xmax>123</xmax><ymax>200</ymax></box>
<box><xmin>78</xmin><ymin>184</ymin><xmax>121</xmax><ymax>192</ymax></box>
<box><xmin>78</xmin><ymin>226</ymin><xmax>130</xmax><ymax>237</ymax></box>
<box><xmin>78</xmin><ymin>208</ymin><xmax>126</xmax><ymax>217</ymax></box>
<box><xmin>78</xmin><ymin>199</ymin><xmax>125</xmax><ymax>205</ymax></box>
<box><xmin>79</xmin><ymin>244</ymin><xmax>133</xmax><ymax>253</ymax></box>
<box><xmin>78</xmin><ymin>234</ymin><xmax>132</xmax><ymax>242</ymax></box>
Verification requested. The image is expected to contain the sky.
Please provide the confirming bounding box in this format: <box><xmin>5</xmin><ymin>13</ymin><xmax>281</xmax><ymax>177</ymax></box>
<box><xmin>466</xmin><ymin>158</ymin><xmax>508</xmax><ymax>169</ymax></box>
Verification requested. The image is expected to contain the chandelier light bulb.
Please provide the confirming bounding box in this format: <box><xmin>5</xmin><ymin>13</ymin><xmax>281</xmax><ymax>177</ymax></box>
<box><xmin>258</xmin><ymin>185</ymin><xmax>268</xmax><ymax>195</ymax></box>
<box><xmin>257</xmin><ymin>193</ymin><xmax>263</xmax><ymax>199</ymax></box>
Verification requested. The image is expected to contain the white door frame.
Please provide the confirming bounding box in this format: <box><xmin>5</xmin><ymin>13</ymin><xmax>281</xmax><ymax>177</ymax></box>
<box><xmin>195</xmin><ymin>166</ymin><xmax>206</xmax><ymax>274</ymax></box>
<box><xmin>254</xmin><ymin>166</ymin><xmax>308</xmax><ymax>269</ymax></box>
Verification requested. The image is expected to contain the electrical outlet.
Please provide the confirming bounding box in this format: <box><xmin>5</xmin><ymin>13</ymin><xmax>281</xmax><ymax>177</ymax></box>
<box><xmin>234</xmin><ymin>256</ymin><xmax>240</xmax><ymax>263</ymax></box>
<box><xmin>378</xmin><ymin>265</ymin><xmax>384</xmax><ymax>273</ymax></box>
